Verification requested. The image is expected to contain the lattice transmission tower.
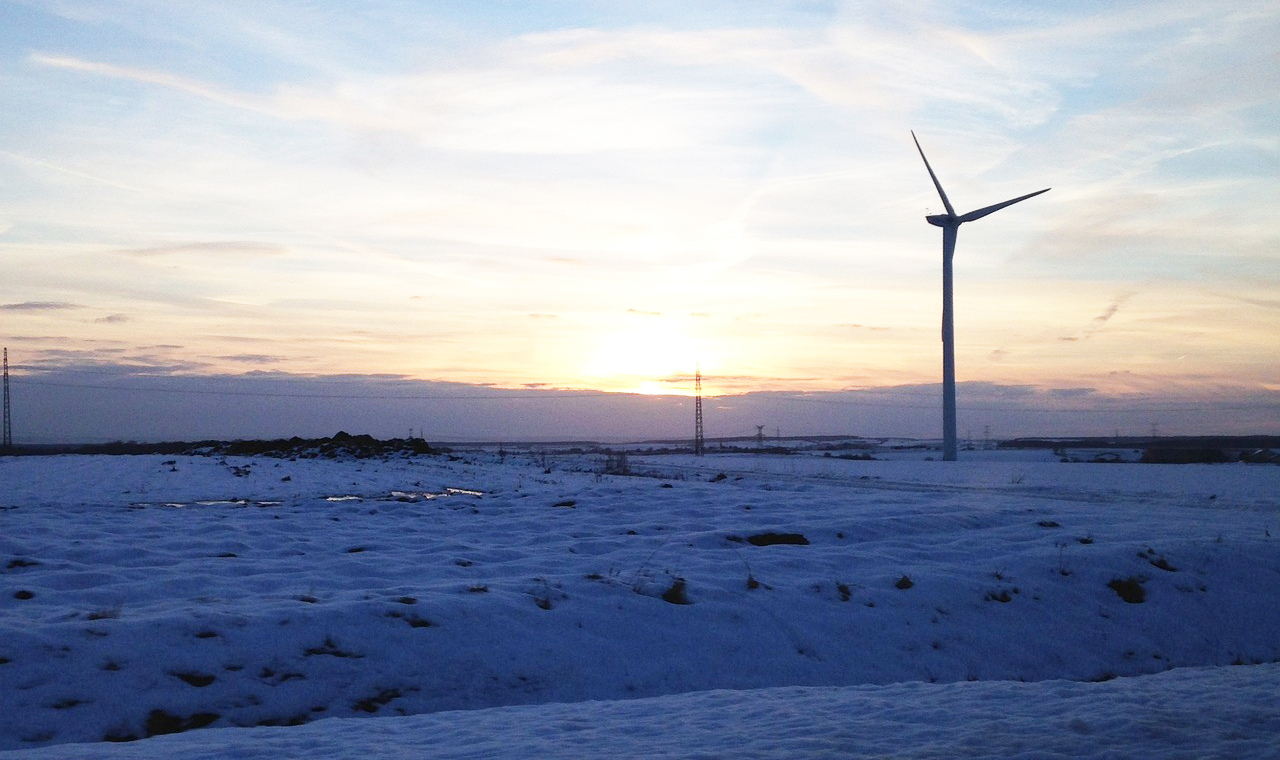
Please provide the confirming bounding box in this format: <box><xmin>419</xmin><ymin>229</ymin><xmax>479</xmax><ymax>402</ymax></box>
<box><xmin>3</xmin><ymin>348</ymin><xmax>11</xmax><ymax>451</ymax></box>
<box><xmin>693</xmin><ymin>364</ymin><xmax>704</xmax><ymax>456</ymax></box>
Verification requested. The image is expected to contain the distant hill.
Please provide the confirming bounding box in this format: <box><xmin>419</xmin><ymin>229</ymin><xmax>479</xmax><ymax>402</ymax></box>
<box><xmin>1</xmin><ymin>432</ymin><xmax>436</xmax><ymax>459</ymax></box>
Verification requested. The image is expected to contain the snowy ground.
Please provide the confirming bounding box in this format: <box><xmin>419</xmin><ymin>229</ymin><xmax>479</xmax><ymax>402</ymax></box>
<box><xmin>1</xmin><ymin>450</ymin><xmax>1278</xmax><ymax>758</ymax></box>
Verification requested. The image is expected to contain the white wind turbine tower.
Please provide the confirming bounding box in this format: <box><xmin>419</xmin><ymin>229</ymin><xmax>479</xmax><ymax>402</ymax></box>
<box><xmin>912</xmin><ymin>131</ymin><xmax>1049</xmax><ymax>461</ymax></box>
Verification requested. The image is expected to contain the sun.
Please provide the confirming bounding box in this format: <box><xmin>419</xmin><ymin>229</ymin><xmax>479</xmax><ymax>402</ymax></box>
<box><xmin>579</xmin><ymin>323</ymin><xmax>703</xmax><ymax>395</ymax></box>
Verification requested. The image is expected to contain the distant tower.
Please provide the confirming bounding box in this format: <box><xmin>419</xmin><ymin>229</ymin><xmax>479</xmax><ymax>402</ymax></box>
<box><xmin>2</xmin><ymin>348</ymin><xmax>11</xmax><ymax>451</ymax></box>
<box><xmin>756</xmin><ymin>424</ymin><xmax>765</xmax><ymax>448</ymax></box>
<box><xmin>693</xmin><ymin>365</ymin><xmax>705</xmax><ymax>456</ymax></box>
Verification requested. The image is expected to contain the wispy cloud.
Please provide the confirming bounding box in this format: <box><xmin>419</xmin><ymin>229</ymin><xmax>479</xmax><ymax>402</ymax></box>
<box><xmin>31</xmin><ymin>42</ymin><xmax>740</xmax><ymax>154</ymax></box>
<box><xmin>1060</xmin><ymin>293</ymin><xmax>1135</xmax><ymax>341</ymax></box>
<box><xmin>2</xmin><ymin>301</ymin><xmax>80</xmax><ymax>311</ymax></box>
<box><xmin>216</xmin><ymin>354</ymin><xmax>285</xmax><ymax>364</ymax></box>
<box><xmin>0</xmin><ymin>150</ymin><xmax>140</xmax><ymax>191</ymax></box>
<box><xmin>1213</xmin><ymin>293</ymin><xmax>1280</xmax><ymax>311</ymax></box>
<box><xmin>837</xmin><ymin>323</ymin><xmax>891</xmax><ymax>331</ymax></box>
<box><xmin>116</xmin><ymin>241</ymin><xmax>287</xmax><ymax>258</ymax></box>
<box><xmin>32</xmin><ymin>53</ymin><xmax>274</xmax><ymax>114</ymax></box>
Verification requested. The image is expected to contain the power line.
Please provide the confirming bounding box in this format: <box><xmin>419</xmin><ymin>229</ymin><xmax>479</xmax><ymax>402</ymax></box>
<box><xmin>7</xmin><ymin>376</ymin><xmax>1275</xmax><ymax>414</ymax></box>
<box><xmin>770</xmin><ymin>395</ymin><xmax>1277</xmax><ymax>413</ymax></box>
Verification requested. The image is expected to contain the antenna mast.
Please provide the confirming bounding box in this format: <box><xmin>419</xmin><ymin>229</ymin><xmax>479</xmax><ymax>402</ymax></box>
<box><xmin>694</xmin><ymin>365</ymin><xmax>704</xmax><ymax>456</ymax></box>
<box><xmin>3</xmin><ymin>348</ymin><xmax>11</xmax><ymax>451</ymax></box>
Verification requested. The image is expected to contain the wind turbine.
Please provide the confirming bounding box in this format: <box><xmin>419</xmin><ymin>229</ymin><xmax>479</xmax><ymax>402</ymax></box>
<box><xmin>912</xmin><ymin>131</ymin><xmax>1049</xmax><ymax>461</ymax></box>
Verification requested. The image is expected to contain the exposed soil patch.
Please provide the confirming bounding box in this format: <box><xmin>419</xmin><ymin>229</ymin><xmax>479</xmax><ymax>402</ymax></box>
<box><xmin>106</xmin><ymin>710</ymin><xmax>221</xmax><ymax>741</ymax></box>
<box><xmin>352</xmin><ymin>688</ymin><xmax>403</xmax><ymax>714</ymax></box>
<box><xmin>303</xmin><ymin>637</ymin><xmax>362</xmax><ymax>658</ymax></box>
<box><xmin>144</xmin><ymin>710</ymin><xmax>219</xmax><ymax>738</ymax></box>
<box><xmin>170</xmin><ymin>672</ymin><xmax>215</xmax><ymax>687</ymax></box>
<box><xmin>1108</xmin><ymin>577</ymin><xmax>1146</xmax><ymax>603</ymax></box>
<box><xmin>736</xmin><ymin>533</ymin><xmax>810</xmax><ymax>547</ymax></box>
<box><xmin>662</xmin><ymin>578</ymin><xmax>691</xmax><ymax>605</ymax></box>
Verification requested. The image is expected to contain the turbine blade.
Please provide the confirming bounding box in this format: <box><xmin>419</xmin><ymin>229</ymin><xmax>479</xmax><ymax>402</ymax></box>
<box><xmin>957</xmin><ymin>187</ymin><xmax>1050</xmax><ymax>223</ymax></box>
<box><xmin>912</xmin><ymin>131</ymin><xmax>956</xmax><ymax>218</ymax></box>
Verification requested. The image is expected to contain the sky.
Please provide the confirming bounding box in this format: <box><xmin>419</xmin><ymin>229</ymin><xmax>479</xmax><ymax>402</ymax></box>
<box><xmin>1</xmin><ymin>0</ymin><xmax>1277</xmax><ymax>442</ymax></box>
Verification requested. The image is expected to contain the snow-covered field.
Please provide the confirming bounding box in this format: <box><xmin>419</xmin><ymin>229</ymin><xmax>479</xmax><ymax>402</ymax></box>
<box><xmin>2</xmin><ymin>449</ymin><xmax>1278</xmax><ymax>758</ymax></box>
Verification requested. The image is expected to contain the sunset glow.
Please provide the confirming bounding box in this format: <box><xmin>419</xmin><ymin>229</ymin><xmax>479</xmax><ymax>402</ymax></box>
<box><xmin>1</xmin><ymin>1</ymin><xmax>1277</xmax><ymax>440</ymax></box>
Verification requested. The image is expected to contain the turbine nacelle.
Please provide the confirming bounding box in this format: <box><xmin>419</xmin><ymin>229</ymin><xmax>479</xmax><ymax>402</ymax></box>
<box><xmin>925</xmin><ymin>214</ymin><xmax>951</xmax><ymax>227</ymax></box>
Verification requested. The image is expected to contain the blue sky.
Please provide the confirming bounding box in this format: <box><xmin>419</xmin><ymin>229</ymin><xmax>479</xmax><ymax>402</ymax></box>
<box><xmin>1</xmin><ymin>0</ymin><xmax>1277</xmax><ymax>441</ymax></box>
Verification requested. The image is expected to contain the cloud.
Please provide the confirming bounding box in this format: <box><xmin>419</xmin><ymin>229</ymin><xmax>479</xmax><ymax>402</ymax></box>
<box><xmin>216</xmin><ymin>354</ymin><xmax>285</xmax><ymax>364</ymax></box>
<box><xmin>1216</xmin><ymin>294</ymin><xmax>1280</xmax><ymax>311</ymax></box>
<box><xmin>31</xmin><ymin>40</ymin><xmax>742</xmax><ymax>155</ymax></box>
<box><xmin>1</xmin><ymin>301</ymin><xmax>80</xmax><ymax>311</ymax></box>
<box><xmin>31</xmin><ymin>53</ymin><xmax>278</xmax><ymax>117</ymax></box>
<box><xmin>1059</xmin><ymin>293</ymin><xmax>1134</xmax><ymax>341</ymax></box>
<box><xmin>16</xmin><ymin>348</ymin><xmax>207</xmax><ymax>375</ymax></box>
<box><xmin>0</xmin><ymin>149</ymin><xmax>140</xmax><ymax>191</ymax></box>
<box><xmin>1086</xmin><ymin>294</ymin><xmax>1132</xmax><ymax>329</ymax></box>
<box><xmin>94</xmin><ymin>314</ymin><xmax>129</xmax><ymax>324</ymax></box>
<box><xmin>1047</xmin><ymin>387</ymin><xmax>1098</xmax><ymax>398</ymax></box>
<box><xmin>27</xmin><ymin>9</ymin><xmax>1073</xmax><ymax>164</ymax></box>
<box><xmin>116</xmin><ymin>241</ymin><xmax>288</xmax><ymax>258</ymax></box>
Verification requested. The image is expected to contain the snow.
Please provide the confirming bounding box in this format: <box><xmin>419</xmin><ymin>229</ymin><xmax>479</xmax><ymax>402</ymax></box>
<box><xmin>2</xmin><ymin>449</ymin><xmax>1278</xmax><ymax>758</ymax></box>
